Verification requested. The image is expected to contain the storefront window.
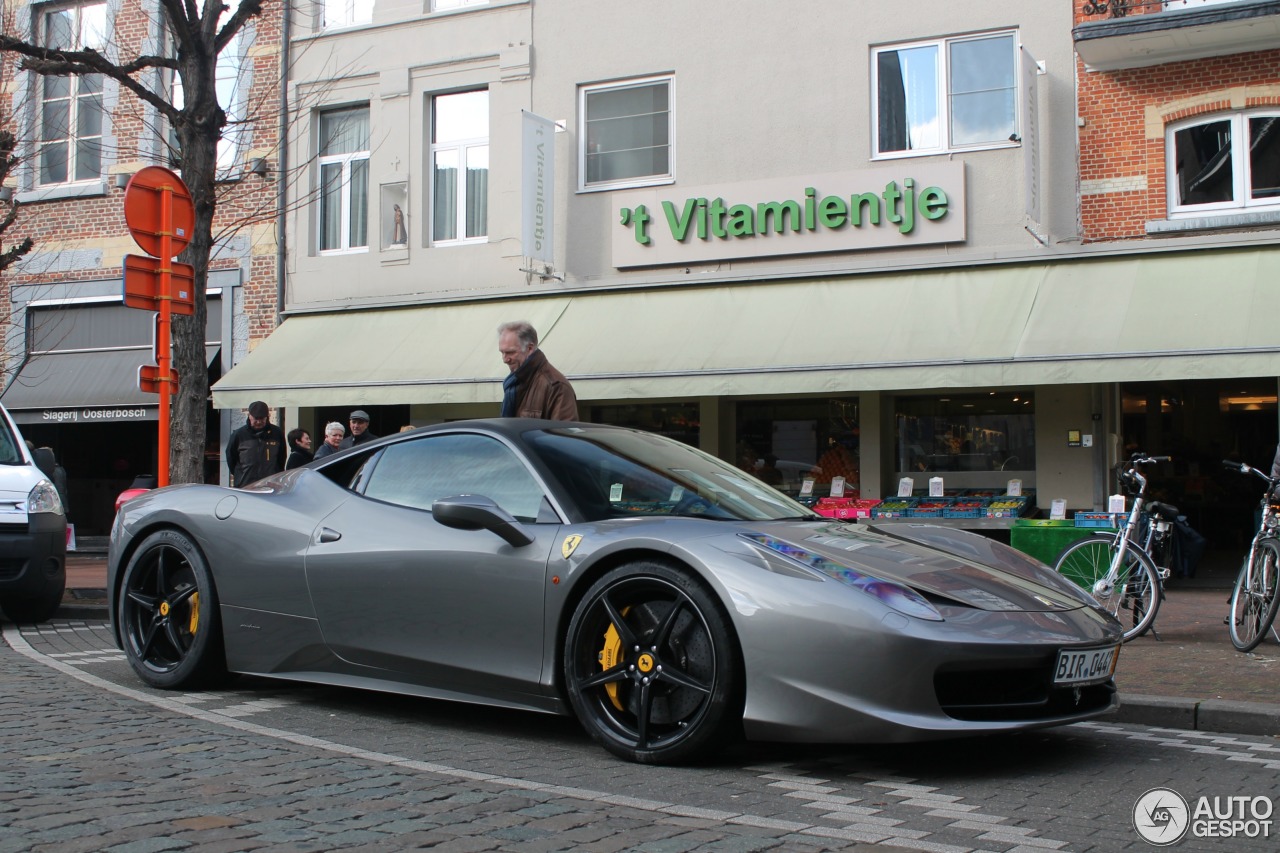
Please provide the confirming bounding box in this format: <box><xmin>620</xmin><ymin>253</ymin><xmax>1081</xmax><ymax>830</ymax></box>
<box><xmin>736</xmin><ymin>398</ymin><xmax>860</xmax><ymax>496</ymax></box>
<box><xmin>590</xmin><ymin>402</ymin><xmax>700</xmax><ymax>448</ymax></box>
<box><xmin>895</xmin><ymin>391</ymin><xmax>1033</xmax><ymax>475</ymax></box>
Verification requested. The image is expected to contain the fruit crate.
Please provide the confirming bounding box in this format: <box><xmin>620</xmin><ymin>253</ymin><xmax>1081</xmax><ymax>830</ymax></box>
<box><xmin>872</xmin><ymin>497</ymin><xmax>917</xmax><ymax>518</ymax></box>
<box><xmin>814</xmin><ymin>498</ymin><xmax>881</xmax><ymax>519</ymax></box>
<box><xmin>944</xmin><ymin>498</ymin><xmax>989</xmax><ymax>518</ymax></box>
<box><xmin>985</xmin><ymin>495</ymin><xmax>1029</xmax><ymax>518</ymax></box>
<box><xmin>909</xmin><ymin>497</ymin><xmax>953</xmax><ymax>518</ymax></box>
<box><xmin>1074</xmin><ymin>512</ymin><xmax>1123</xmax><ymax>528</ymax></box>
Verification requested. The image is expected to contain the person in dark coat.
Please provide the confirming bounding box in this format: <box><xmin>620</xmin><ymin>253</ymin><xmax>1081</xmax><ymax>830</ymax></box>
<box><xmin>225</xmin><ymin>400</ymin><xmax>286</xmax><ymax>487</ymax></box>
<box><xmin>339</xmin><ymin>410</ymin><xmax>379</xmax><ymax>449</ymax></box>
<box><xmin>284</xmin><ymin>428</ymin><xmax>314</xmax><ymax>470</ymax></box>
<box><xmin>313</xmin><ymin>422</ymin><xmax>345</xmax><ymax>460</ymax></box>
<box><xmin>497</xmin><ymin>321</ymin><xmax>578</xmax><ymax>420</ymax></box>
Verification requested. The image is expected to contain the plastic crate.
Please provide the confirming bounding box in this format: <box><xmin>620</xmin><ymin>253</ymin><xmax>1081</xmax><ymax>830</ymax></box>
<box><xmin>985</xmin><ymin>495</ymin><xmax>1029</xmax><ymax>518</ymax></box>
<box><xmin>814</xmin><ymin>497</ymin><xmax>882</xmax><ymax>519</ymax></box>
<box><xmin>944</xmin><ymin>498</ymin><xmax>989</xmax><ymax>518</ymax></box>
<box><xmin>872</xmin><ymin>497</ymin><xmax>917</xmax><ymax>518</ymax></box>
<box><xmin>1075</xmin><ymin>512</ymin><xmax>1123</xmax><ymax>528</ymax></box>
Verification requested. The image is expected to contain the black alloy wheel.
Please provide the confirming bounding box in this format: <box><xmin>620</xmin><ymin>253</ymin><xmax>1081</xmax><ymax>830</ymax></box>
<box><xmin>564</xmin><ymin>560</ymin><xmax>740</xmax><ymax>764</ymax></box>
<box><xmin>117</xmin><ymin>529</ymin><xmax>228</xmax><ymax>690</ymax></box>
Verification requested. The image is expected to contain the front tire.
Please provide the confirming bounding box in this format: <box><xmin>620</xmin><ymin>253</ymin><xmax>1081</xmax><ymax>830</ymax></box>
<box><xmin>1055</xmin><ymin>536</ymin><xmax>1160</xmax><ymax>641</ymax></box>
<box><xmin>117</xmin><ymin>529</ymin><xmax>229</xmax><ymax>689</ymax></box>
<box><xmin>564</xmin><ymin>561</ymin><xmax>741</xmax><ymax>764</ymax></box>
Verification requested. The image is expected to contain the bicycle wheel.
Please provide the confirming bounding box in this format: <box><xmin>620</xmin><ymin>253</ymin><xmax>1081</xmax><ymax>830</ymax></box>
<box><xmin>1228</xmin><ymin>539</ymin><xmax>1280</xmax><ymax>652</ymax></box>
<box><xmin>1054</xmin><ymin>535</ymin><xmax>1161</xmax><ymax>642</ymax></box>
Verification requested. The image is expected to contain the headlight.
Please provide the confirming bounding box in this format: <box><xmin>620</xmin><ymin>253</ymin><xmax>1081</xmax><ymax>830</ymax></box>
<box><xmin>741</xmin><ymin>534</ymin><xmax>943</xmax><ymax>621</ymax></box>
<box><xmin>28</xmin><ymin>480</ymin><xmax>64</xmax><ymax>515</ymax></box>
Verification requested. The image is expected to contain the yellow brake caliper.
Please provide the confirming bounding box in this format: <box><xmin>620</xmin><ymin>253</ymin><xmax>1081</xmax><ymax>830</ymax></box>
<box><xmin>598</xmin><ymin>606</ymin><xmax>630</xmax><ymax>711</ymax></box>
<box><xmin>188</xmin><ymin>592</ymin><xmax>200</xmax><ymax>635</ymax></box>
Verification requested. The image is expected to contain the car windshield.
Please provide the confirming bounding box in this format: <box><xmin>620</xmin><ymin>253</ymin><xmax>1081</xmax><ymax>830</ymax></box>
<box><xmin>0</xmin><ymin>415</ymin><xmax>23</xmax><ymax>466</ymax></box>
<box><xmin>526</xmin><ymin>426</ymin><xmax>817</xmax><ymax>522</ymax></box>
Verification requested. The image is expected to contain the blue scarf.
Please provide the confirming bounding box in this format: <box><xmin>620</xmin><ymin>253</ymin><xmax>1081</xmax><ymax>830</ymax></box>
<box><xmin>500</xmin><ymin>371</ymin><xmax>519</xmax><ymax>417</ymax></box>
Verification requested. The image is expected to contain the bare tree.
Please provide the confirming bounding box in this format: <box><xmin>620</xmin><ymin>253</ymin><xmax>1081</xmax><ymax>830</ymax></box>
<box><xmin>0</xmin><ymin>127</ymin><xmax>33</xmax><ymax>273</ymax></box>
<box><xmin>0</xmin><ymin>0</ymin><xmax>268</xmax><ymax>484</ymax></box>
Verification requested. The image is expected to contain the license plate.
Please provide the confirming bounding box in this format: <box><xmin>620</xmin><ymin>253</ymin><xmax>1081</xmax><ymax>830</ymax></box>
<box><xmin>1053</xmin><ymin>645</ymin><xmax>1120</xmax><ymax>686</ymax></box>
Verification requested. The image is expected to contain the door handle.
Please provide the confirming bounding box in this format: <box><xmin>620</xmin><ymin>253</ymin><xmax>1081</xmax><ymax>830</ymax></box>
<box><xmin>318</xmin><ymin>527</ymin><xmax>342</xmax><ymax>543</ymax></box>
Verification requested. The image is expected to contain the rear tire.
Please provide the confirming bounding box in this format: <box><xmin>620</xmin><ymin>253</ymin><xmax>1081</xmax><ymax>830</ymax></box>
<box><xmin>1228</xmin><ymin>539</ymin><xmax>1280</xmax><ymax>653</ymax></box>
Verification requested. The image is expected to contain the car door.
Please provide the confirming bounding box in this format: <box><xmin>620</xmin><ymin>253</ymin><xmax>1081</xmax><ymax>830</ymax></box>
<box><xmin>304</xmin><ymin>431</ymin><xmax>559</xmax><ymax>700</ymax></box>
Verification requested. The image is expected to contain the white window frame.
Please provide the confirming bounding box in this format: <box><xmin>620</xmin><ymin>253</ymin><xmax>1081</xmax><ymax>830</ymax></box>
<box><xmin>317</xmin><ymin>106</ymin><xmax>371</xmax><ymax>255</ymax></box>
<box><xmin>432</xmin><ymin>0</ymin><xmax>489</xmax><ymax>11</ymax></box>
<box><xmin>35</xmin><ymin>1</ymin><xmax>108</xmax><ymax>187</ymax></box>
<box><xmin>429</xmin><ymin>89</ymin><xmax>489</xmax><ymax>246</ymax></box>
<box><xmin>323</xmin><ymin>0</ymin><xmax>374</xmax><ymax>29</ymax></box>
<box><xmin>578</xmin><ymin>74</ymin><xmax>675</xmax><ymax>192</ymax></box>
<box><xmin>1166</xmin><ymin>110</ymin><xmax>1280</xmax><ymax>218</ymax></box>
<box><xmin>871</xmin><ymin>30</ymin><xmax>1019</xmax><ymax>160</ymax></box>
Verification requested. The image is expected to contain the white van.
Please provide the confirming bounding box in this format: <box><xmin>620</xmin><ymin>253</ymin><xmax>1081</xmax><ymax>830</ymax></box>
<box><xmin>0</xmin><ymin>402</ymin><xmax>67</xmax><ymax>622</ymax></box>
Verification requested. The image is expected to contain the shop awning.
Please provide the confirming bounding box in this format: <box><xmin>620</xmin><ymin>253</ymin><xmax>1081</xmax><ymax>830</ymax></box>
<box><xmin>3</xmin><ymin>346</ymin><xmax>220</xmax><ymax>424</ymax></box>
<box><xmin>211</xmin><ymin>247</ymin><xmax>1280</xmax><ymax>409</ymax></box>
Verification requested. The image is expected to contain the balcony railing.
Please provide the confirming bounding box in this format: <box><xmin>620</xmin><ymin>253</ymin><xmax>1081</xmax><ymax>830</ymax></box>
<box><xmin>1083</xmin><ymin>0</ymin><xmax>1243</xmax><ymax>18</ymax></box>
<box><xmin>1076</xmin><ymin>0</ymin><xmax>1280</xmax><ymax>69</ymax></box>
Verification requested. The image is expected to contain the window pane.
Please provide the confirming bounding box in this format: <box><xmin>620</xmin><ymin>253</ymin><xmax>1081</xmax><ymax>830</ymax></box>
<box><xmin>43</xmin><ymin>10</ymin><xmax>74</xmax><ymax>49</ymax></box>
<box><xmin>320</xmin><ymin>107</ymin><xmax>370</xmax><ymax>155</ymax></box>
<box><xmin>40</xmin><ymin>142</ymin><xmax>68</xmax><ymax>184</ymax></box>
<box><xmin>74</xmin><ymin>138</ymin><xmax>101</xmax><ymax>181</ymax></box>
<box><xmin>949</xmin><ymin>35</ymin><xmax>1015</xmax><ymax>146</ymax></box>
<box><xmin>584</xmin><ymin>80</ymin><xmax>670</xmax><ymax>183</ymax></box>
<box><xmin>1174</xmin><ymin>120</ymin><xmax>1233</xmax><ymax>206</ymax></box>
<box><xmin>876</xmin><ymin>45</ymin><xmax>938</xmax><ymax>153</ymax></box>
<box><xmin>466</xmin><ymin>145</ymin><xmax>488</xmax><ymax>238</ymax></box>
<box><xmin>895</xmin><ymin>392</ymin><xmax>1035</xmax><ymax>477</ymax></box>
<box><xmin>43</xmin><ymin>75</ymin><xmax>69</xmax><ymax>101</ymax></box>
<box><xmin>365</xmin><ymin>434</ymin><xmax>545</xmax><ymax>522</ymax></box>
<box><xmin>349</xmin><ymin>158</ymin><xmax>369</xmax><ymax>248</ymax></box>
<box><xmin>42</xmin><ymin>102</ymin><xmax>70</xmax><ymax>141</ymax></box>
<box><xmin>77</xmin><ymin>94</ymin><xmax>102</xmax><ymax>137</ymax></box>
<box><xmin>319</xmin><ymin>162</ymin><xmax>342</xmax><ymax>250</ymax></box>
<box><xmin>434</xmin><ymin>90</ymin><xmax>488</xmax><ymax>143</ymax></box>
<box><xmin>433</xmin><ymin>149</ymin><xmax>458</xmax><ymax>241</ymax></box>
<box><xmin>1249</xmin><ymin>115</ymin><xmax>1280</xmax><ymax>200</ymax></box>
<box><xmin>79</xmin><ymin>3</ymin><xmax>107</xmax><ymax>50</ymax></box>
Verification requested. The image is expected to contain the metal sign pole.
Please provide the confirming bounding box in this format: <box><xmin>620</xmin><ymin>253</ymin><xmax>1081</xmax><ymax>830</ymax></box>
<box><xmin>157</xmin><ymin>183</ymin><xmax>173</xmax><ymax>488</ymax></box>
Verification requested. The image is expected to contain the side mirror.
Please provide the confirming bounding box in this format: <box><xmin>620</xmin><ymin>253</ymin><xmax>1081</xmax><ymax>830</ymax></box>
<box><xmin>32</xmin><ymin>447</ymin><xmax>56</xmax><ymax>478</ymax></box>
<box><xmin>432</xmin><ymin>494</ymin><xmax>535</xmax><ymax>548</ymax></box>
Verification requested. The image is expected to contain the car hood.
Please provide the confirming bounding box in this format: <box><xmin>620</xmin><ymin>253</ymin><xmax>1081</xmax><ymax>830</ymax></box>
<box><xmin>744</xmin><ymin>520</ymin><xmax>1088</xmax><ymax>612</ymax></box>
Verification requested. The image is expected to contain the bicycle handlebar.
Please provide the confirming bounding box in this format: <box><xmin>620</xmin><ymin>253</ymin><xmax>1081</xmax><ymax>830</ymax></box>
<box><xmin>1128</xmin><ymin>454</ymin><xmax>1170</xmax><ymax>466</ymax></box>
<box><xmin>1223</xmin><ymin>459</ymin><xmax>1277</xmax><ymax>487</ymax></box>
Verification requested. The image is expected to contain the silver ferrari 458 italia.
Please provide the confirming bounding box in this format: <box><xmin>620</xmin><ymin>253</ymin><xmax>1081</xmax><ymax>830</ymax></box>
<box><xmin>108</xmin><ymin>419</ymin><xmax>1122</xmax><ymax>764</ymax></box>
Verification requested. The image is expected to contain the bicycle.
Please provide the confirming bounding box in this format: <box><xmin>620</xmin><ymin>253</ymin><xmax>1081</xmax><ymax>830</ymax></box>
<box><xmin>1052</xmin><ymin>454</ymin><xmax>1172</xmax><ymax>642</ymax></box>
<box><xmin>1221</xmin><ymin>459</ymin><xmax>1280</xmax><ymax>652</ymax></box>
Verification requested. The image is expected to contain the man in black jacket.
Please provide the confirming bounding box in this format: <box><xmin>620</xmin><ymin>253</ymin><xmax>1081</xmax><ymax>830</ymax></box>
<box><xmin>225</xmin><ymin>401</ymin><xmax>286</xmax><ymax>487</ymax></box>
<box><xmin>339</xmin><ymin>410</ymin><xmax>379</xmax><ymax>449</ymax></box>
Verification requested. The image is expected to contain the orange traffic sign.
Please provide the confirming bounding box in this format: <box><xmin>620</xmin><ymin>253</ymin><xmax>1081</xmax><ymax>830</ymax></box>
<box><xmin>138</xmin><ymin>363</ymin><xmax>179</xmax><ymax>395</ymax></box>
<box><xmin>123</xmin><ymin>254</ymin><xmax>195</xmax><ymax>315</ymax></box>
<box><xmin>123</xmin><ymin>166</ymin><xmax>195</xmax><ymax>259</ymax></box>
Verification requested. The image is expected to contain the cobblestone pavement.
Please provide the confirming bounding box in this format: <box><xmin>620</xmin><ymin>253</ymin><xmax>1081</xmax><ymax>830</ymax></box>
<box><xmin>5</xmin><ymin>618</ymin><xmax>1280</xmax><ymax>852</ymax></box>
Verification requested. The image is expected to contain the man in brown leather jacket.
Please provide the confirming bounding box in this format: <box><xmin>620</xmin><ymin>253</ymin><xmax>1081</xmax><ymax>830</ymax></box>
<box><xmin>497</xmin><ymin>321</ymin><xmax>579</xmax><ymax>420</ymax></box>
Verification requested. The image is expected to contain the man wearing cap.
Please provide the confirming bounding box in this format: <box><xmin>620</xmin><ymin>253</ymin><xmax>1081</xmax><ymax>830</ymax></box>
<box><xmin>225</xmin><ymin>401</ymin><xmax>286</xmax><ymax>487</ymax></box>
<box><xmin>340</xmin><ymin>410</ymin><xmax>379</xmax><ymax>449</ymax></box>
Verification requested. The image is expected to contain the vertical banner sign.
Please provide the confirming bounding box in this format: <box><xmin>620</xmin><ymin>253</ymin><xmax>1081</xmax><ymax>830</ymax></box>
<box><xmin>522</xmin><ymin>111</ymin><xmax>555</xmax><ymax>263</ymax></box>
<box><xmin>1021</xmin><ymin>46</ymin><xmax>1042</xmax><ymax>227</ymax></box>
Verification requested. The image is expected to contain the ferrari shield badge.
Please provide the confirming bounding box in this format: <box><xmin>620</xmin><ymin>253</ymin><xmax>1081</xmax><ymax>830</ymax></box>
<box><xmin>561</xmin><ymin>534</ymin><xmax>583</xmax><ymax>560</ymax></box>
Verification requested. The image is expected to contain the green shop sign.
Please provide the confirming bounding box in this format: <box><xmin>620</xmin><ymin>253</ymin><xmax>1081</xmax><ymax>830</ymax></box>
<box><xmin>611</xmin><ymin>162</ymin><xmax>966</xmax><ymax>268</ymax></box>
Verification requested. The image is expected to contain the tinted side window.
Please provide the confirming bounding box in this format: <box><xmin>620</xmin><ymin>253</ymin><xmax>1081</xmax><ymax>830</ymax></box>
<box><xmin>363</xmin><ymin>433</ymin><xmax>547</xmax><ymax>521</ymax></box>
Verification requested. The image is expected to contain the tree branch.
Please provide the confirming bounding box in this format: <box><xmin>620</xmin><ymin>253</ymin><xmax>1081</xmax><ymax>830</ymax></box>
<box><xmin>216</xmin><ymin>0</ymin><xmax>262</xmax><ymax>54</ymax></box>
<box><xmin>0</xmin><ymin>37</ymin><xmax>179</xmax><ymax>121</ymax></box>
